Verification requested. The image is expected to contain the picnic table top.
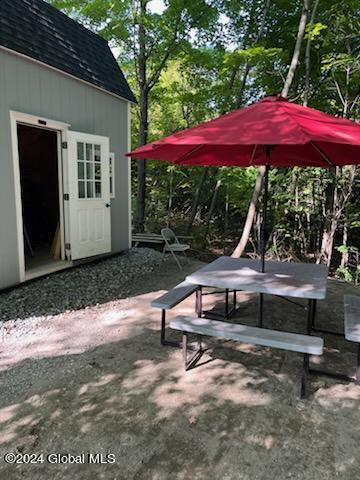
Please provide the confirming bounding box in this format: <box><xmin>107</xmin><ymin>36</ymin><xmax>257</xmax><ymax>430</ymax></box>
<box><xmin>186</xmin><ymin>256</ymin><xmax>328</xmax><ymax>300</ymax></box>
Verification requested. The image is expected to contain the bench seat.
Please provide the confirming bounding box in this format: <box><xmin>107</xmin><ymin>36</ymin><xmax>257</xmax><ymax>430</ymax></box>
<box><xmin>132</xmin><ymin>233</ymin><xmax>164</xmax><ymax>244</ymax></box>
<box><xmin>151</xmin><ymin>281</ymin><xmax>199</xmax><ymax>346</ymax></box>
<box><xmin>151</xmin><ymin>281</ymin><xmax>198</xmax><ymax>310</ymax></box>
<box><xmin>344</xmin><ymin>295</ymin><xmax>360</xmax><ymax>342</ymax></box>
<box><xmin>170</xmin><ymin>316</ymin><xmax>323</xmax><ymax>397</ymax></box>
<box><xmin>170</xmin><ymin>316</ymin><xmax>323</xmax><ymax>355</ymax></box>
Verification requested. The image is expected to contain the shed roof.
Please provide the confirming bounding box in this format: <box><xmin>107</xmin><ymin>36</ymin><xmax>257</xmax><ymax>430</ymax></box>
<box><xmin>0</xmin><ymin>0</ymin><xmax>136</xmax><ymax>103</ymax></box>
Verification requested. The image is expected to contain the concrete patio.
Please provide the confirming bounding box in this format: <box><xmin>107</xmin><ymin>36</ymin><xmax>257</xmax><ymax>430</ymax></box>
<box><xmin>0</xmin><ymin>259</ymin><xmax>359</xmax><ymax>479</ymax></box>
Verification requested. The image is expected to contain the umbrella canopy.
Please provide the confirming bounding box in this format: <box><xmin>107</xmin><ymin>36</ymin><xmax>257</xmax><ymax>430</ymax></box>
<box><xmin>127</xmin><ymin>96</ymin><xmax>360</xmax><ymax>167</ymax></box>
<box><xmin>127</xmin><ymin>95</ymin><xmax>360</xmax><ymax>280</ymax></box>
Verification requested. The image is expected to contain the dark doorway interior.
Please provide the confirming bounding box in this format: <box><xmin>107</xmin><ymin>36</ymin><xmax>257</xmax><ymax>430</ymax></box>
<box><xmin>17</xmin><ymin>124</ymin><xmax>60</xmax><ymax>268</ymax></box>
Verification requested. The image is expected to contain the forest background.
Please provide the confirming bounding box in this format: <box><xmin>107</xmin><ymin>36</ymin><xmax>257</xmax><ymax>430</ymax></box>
<box><xmin>50</xmin><ymin>0</ymin><xmax>360</xmax><ymax>283</ymax></box>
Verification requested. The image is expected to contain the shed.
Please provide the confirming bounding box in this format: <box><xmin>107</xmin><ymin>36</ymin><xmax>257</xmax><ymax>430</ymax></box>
<box><xmin>0</xmin><ymin>0</ymin><xmax>136</xmax><ymax>289</ymax></box>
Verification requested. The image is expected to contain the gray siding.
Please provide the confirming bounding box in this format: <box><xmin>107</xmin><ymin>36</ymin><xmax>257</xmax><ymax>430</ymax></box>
<box><xmin>0</xmin><ymin>48</ymin><xmax>131</xmax><ymax>289</ymax></box>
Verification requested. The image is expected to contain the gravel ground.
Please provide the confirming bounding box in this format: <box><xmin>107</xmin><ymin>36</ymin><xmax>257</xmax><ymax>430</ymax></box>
<box><xmin>0</xmin><ymin>259</ymin><xmax>359</xmax><ymax>479</ymax></box>
<box><xmin>0</xmin><ymin>248</ymin><xmax>166</xmax><ymax>322</ymax></box>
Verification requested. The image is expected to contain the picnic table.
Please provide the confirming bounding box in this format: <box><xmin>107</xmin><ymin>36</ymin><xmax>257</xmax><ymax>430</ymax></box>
<box><xmin>185</xmin><ymin>256</ymin><xmax>329</xmax><ymax>332</ymax></box>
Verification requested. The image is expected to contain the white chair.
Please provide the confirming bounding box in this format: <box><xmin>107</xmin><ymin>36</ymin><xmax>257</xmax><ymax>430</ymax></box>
<box><xmin>161</xmin><ymin>228</ymin><xmax>190</xmax><ymax>270</ymax></box>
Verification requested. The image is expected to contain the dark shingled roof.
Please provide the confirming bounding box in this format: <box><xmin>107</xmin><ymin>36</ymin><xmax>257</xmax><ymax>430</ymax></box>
<box><xmin>0</xmin><ymin>0</ymin><xmax>136</xmax><ymax>103</ymax></box>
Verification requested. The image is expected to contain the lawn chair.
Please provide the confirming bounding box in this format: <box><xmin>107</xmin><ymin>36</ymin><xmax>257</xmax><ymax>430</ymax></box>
<box><xmin>161</xmin><ymin>228</ymin><xmax>190</xmax><ymax>270</ymax></box>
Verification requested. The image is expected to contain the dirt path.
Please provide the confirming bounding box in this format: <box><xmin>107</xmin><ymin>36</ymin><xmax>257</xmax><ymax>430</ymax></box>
<box><xmin>0</xmin><ymin>259</ymin><xmax>359</xmax><ymax>479</ymax></box>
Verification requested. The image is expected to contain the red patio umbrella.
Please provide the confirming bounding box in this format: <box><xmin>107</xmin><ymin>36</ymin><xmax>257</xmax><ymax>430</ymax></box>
<box><xmin>127</xmin><ymin>95</ymin><xmax>360</xmax><ymax>271</ymax></box>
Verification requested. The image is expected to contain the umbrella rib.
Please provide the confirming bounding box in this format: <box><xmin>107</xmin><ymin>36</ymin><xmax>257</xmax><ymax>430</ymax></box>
<box><xmin>174</xmin><ymin>144</ymin><xmax>204</xmax><ymax>164</ymax></box>
<box><xmin>249</xmin><ymin>145</ymin><xmax>258</xmax><ymax>166</ymax></box>
<box><xmin>310</xmin><ymin>141</ymin><xmax>335</xmax><ymax>167</ymax></box>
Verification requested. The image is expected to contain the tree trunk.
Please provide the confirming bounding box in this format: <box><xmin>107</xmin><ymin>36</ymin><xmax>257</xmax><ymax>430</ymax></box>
<box><xmin>232</xmin><ymin>166</ymin><xmax>266</xmax><ymax>257</ymax></box>
<box><xmin>232</xmin><ymin>0</ymin><xmax>308</xmax><ymax>259</ymax></box>
<box><xmin>318</xmin><ymin>51</ymin><xmax>354</xmax><ymax>266</ymax></box>
<box><xmin>224</xmin><ymin>184</ymin><xmax>229</xmax><ymax>236</ymax></box>
<box><xmin>221</xmin><ymin>67</ymin><xmax>240</xmax><ymax>113</ymax></box>
<box><xmin>281</xmin><ymin>0</ymin><xmax>309</xmax><ymax>98</ymax></box>
<box><xmin>167</xmin><ymin>167</ymin><xmax>174</xmax><ymax>225</ymax></box>
<box><xmin>229</xmin><ymin>1</ymin><xmax>272</xmax><ymax>257</ymax></box>
<box><xmin>134</xmin><ymin>0</ymin><xmax>149</xmax><ymax>232</ymax></box>
<box><xmin>236</xmin><ymin>64</ymin><xmax>252</xmax><ymax>109</ymax></box>
<box><xmin>186</xmin><ymin>168</ymin><xmax>209</xmax><ymax>233</ymax></box>
<box><xmin>319</xmin><ymin>218</ymin><xmax>338</xmax><ymax>267</ymax></box>
<box><xmin>303</xmin><ymin>0</ymin><xmax>320</xmax><ymax>106</ymax></box>
<box><xmin>341</xmin><ymin>222</ymin><xmax>348</xmax><ymax>268</ymax></box>
<box><xmin>135</xmin><ymin>90</ymin><xmax>149</xmax><ymax>232</ymax></box>
<box><xmin>318</xmin><ymin>166</ymin><xmax>356</xmax><ymax>266</ymax></box>
<box><xmin>203</xmin><ymin>179</ymin><xmax>222</xmax><ymax>245</ymax></box>
<box><xmin>236</xmin><ymin>0</ymin><xmax>271</xmax><ymax>108</ymax></box>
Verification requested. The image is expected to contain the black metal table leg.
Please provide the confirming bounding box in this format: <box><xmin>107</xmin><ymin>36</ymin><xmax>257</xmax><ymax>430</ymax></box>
<box><xmin>200</xmin><ymin>286</ymin><xmax>236</xmax><ymax>320</ymax></box>
<box><xmin>301</xmin><ymin>353</ymin><xmax>309</xmax><ymax>398</ymax></box>
<box><xmin>225</xmin><ymin>289</ymin><xmax>229</xmax><ymax>318</ymax></box>
<box><xmin>306</xmin><ymin>299</ymin><xmax>313</xmax><ymax>335</ymax></box>
<box><xmin>182</xmin><ymin>331</ymin><xmax>203</xmax><ymax>370</ymax></box>
<box><xmin>309</xmin><ymin>368</ymin><xmax>355</xmax><ymax>383</ymax></box>
<box><xmin>161</xmin><ymin>309</ymin><xmax>166</xmax><ymax>345</ymax></box>
<box><xmin>160</xmin><ymin>308</ymin><xmax>182</xmax><ymax>348</ymax></box>
<box><xmin>311</xmin><ymin>299</ymin><xmax>317</xmax><ymax>330</ymax></box>
<box><xmin>258</xmin><ymin>293</ymin><xmax>264</xmax><ymax>328</ymax></box>
<box><xmin>160</xmin><ymin>288</ymin><xmax>205</xmax><ymax>350</ymax></box>
<box><xmin>182</xmin><ymin>332</ymin><xmax>188</xmax><ymax>369</ymax></box>
<box><xmin>196</xmin><ymin>287</ymin><xmax>202</xmax><ymax>317</ymax></box>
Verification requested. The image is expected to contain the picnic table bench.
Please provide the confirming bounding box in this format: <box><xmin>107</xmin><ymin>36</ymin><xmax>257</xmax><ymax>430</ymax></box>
<box><xmin>132</xmin><ymin>233</ymin><xmax>192</xmax><ymax>246</ymax></box>
<box><xmin>170</xmin><ymin>315</ymin><xmax>323</xmax><ymax>398</ymax></box>
<box><xmin>151</xmin><ymin>280</ymin><xmax>200</xmax><ymax>346</ymax></box>
<box><xmin>132</xmin><ymin>233</ymin><xmax>164</xmax><ymax>246</ymax></box>
<box><xmin>308</xmin><ymin>294</ymin><xmax>360</xmax><ymax>385</ymax></box>
<box><xmin>344</xmin><ymin>295</ymin><xmax>360</xmax><ymax>384</ymax></box>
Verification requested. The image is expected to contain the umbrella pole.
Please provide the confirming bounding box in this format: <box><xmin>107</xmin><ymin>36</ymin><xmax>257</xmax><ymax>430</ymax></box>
<box><xmin>260</xmin><ymin>164</ymin><xmax>270</xmax><ymax>273</ymax></box>
<box><xmin>258</xmin><ymin>155</ymin><xmax>270</xmax><ymax>328</ymax></box>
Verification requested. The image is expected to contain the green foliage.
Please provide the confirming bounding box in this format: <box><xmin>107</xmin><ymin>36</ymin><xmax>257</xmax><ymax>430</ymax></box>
<box><xmin>49</xmin><ymin>0</ymin><xmax>359</xmax><ymax>281</ymax></box>
<box><xmin>336</xmin><ymin>266</ymin><xmax>355</xmax><ymax>283</ymax></box>
<box><xmin>305</xmin><ymin>22</ymin><xmax>327</xmax><ymax>41</ymax></box>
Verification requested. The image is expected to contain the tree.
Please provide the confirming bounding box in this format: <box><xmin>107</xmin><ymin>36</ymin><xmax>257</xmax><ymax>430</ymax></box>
<box><xmin>232</xmin><ymin>0</ymin><xmax>309</xmax><ymax>258</ymax></box>
<box><xmin>50</xmin><ymin>0</ymin><xmax>360</xmax><ymax>280</ymax></box>
<box><xmin>281</xmin><ymin>0</ymin><xmax>309</xmax><ymax>98</ymax></box>
<box><xmin>49</xmin><ymin>0</ymin><xmax>219</xmax><ymax>231</ymax></box>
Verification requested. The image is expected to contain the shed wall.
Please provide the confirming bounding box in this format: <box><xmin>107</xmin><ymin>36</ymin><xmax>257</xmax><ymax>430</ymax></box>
<box><xmin>0</xmin><ymin>48</ymin><xmax>131</xmax><ymax>289</ymax></box>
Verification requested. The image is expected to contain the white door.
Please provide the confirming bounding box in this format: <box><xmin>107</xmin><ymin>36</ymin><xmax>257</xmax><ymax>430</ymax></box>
<box><xmin>66</xmin><ymin>131</ymin><xmax>111</xmax><ymax>260</ymax></box>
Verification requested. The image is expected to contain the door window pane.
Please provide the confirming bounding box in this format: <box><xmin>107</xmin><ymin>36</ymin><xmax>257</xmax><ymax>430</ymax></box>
<box><xmin>78</xmin><ymin>162</ymin><xmax>85</xmax><ymax>179</ymax></box>
<box><xmin>77</xmin><ymin>141</ymin><xmax>104</xmax><ymax>199</ymax></box>
<box><xmin>95</xmin><ymin>181</ymin><xmax>102</xmax><ymax>198</ymax></box>
<box><xmin>86</xmin><ymin>162</ymin><xmax>93</xmax><ymax>180</ymax></box>
<box><xmin>77</xmin><ymin>142</ymin><xmax>84</xmax><ymax>160</ymax></box>
<box><xmin>78</xmin><ymin>181</ymin><xmax>85</xmax><ymax>198</ymax></box>
<box><xmin>94</xmin><ymin>164</ymin><xmax>101</xmax><ymax>180</ymax></box>
<box><xmin>94</xmin><ymin>145</ymin><xmax>101</xmax><ymax>162</ymax></box>
<box><xmin>86</xmin><ymin>143</ymin><xmax>93</xmax><ymax>162</ymax></box>
<box><xmin>87</xmin><ymin>181</ymin><xmax>94</xmax><ymax>198</ymax></box>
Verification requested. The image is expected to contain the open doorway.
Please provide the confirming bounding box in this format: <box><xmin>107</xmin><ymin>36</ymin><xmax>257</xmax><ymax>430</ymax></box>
<box><xmin>17</xmin><ymin>123</ymin><xmax>67</xmax><ymax>277</ymax></box>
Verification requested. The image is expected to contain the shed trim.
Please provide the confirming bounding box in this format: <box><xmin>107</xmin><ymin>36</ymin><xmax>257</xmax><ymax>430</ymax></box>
<box><xmin>10</xmin><ymin>110</ymin><xmax>71</xmax><ymax>283</ymax></box>
<box><xmin>127</xmin><ymin>102</ymin><xmax>132</xmax><ymax>249</ymax></box>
